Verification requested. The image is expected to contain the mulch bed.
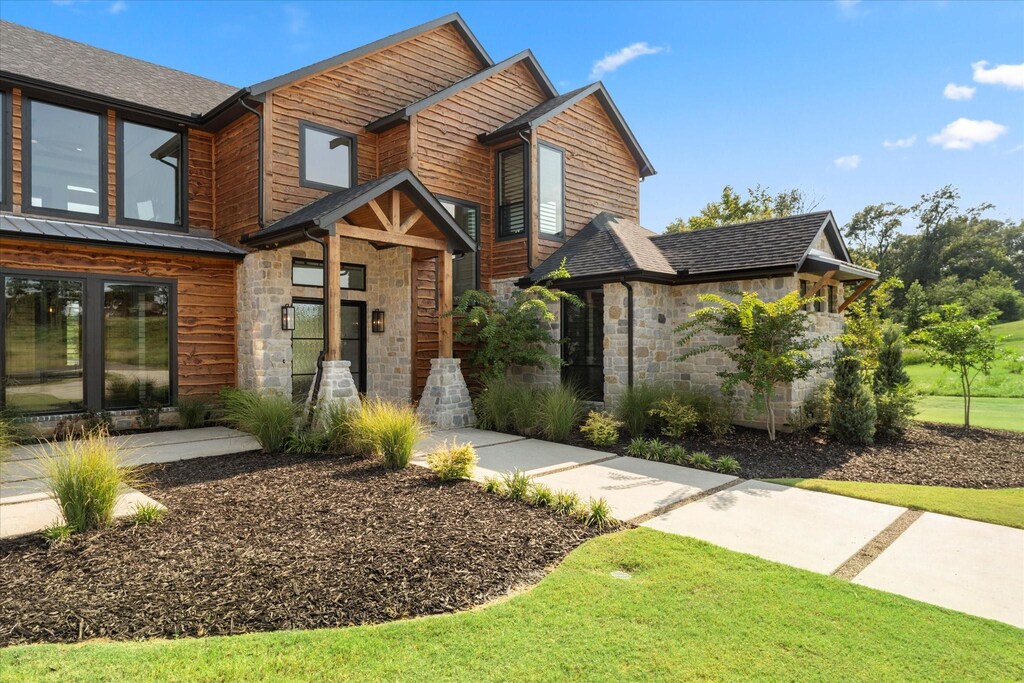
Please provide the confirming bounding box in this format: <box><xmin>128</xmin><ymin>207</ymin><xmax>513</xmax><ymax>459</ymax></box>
<box><xmin>0</xmin><ymin>453</ymin><xmax>597</xmax><ymax>646</ymax></box>
<box><xmin>568</xmin><ymin>422</ymin><xmax>1024</xmax><ymax>489</ymax></box>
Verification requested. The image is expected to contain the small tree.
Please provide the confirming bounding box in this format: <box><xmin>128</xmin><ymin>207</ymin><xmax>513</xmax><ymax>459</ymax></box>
<box><xmin>840</xmin><ymin>277</ymin><xmax>903</xmax><ymax>379</ymax></box>
<box><xmin>910</xmin><ymin>304</ymin><xmax>1004</xmax><ymax>428</ymax></box>
<box><xmin>829</xmin><ymin>344</ymin><xmax>877</xmax><ymax>445</ymax></box>
<box><xmin>448</xmin><ymin>259</ymin><xmax>581</xmax><ymax>382</ymax></box>
<box><xmin>677</xmin><ymin>290</ymin><xmax>827</xmax><ymax>441</ymax></box>
<box><xmin>872</xmin><ymin>325</ymin><xmax>917</xmax><ymax>439</ymax></box>
<box><xmin>873</xmin><ymin>324</ymin><xmax>911</xmax><ymax>394</ymax></box>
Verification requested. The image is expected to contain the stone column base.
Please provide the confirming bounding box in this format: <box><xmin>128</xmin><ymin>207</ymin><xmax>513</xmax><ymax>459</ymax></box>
<box><xmin>417</xmin><ymin>358</ymin><xmax>476</xmax><ymax>429</ymax></box>
<box><xmin>307</xmin><ymin>360</ymin><xmax>362</xmax><ymax>421</ymax></box>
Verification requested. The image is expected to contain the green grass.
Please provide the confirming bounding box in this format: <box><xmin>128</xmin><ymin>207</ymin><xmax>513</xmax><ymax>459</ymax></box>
<box><xmin>905</xmin><ymin>319</ymin><xmax>1024</xmax><ymax>398</ymax></box>
<box><xmin>915</xmin><ymin>395</ymin><xmax>1024</xmax><ymax>432</ymax></box>
<box><xmin>3</xmin><ymin>529</ymin><xmax>1021</xmax><ymax>682</ymax></box>
<box><xmin>768</xmin><ymin>479</ymin><xmax>1024</xmax><ymax>529</ymax></box>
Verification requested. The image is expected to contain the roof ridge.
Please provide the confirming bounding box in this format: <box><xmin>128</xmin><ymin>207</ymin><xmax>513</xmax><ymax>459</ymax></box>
<box><xmin>605</xmin><ymin>216</ymin><xmax>674</xmax><ymax>274</ymax></box>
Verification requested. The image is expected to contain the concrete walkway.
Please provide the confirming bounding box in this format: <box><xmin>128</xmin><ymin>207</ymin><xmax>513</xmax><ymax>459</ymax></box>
<box><xmin>1</xmin><ymin>427</ymin><xmax>260</xmax><ymax>538</ymax></box>
<box><xmin>416</xmin><ymin>427</ymin><xmax>1024</xmax><ymax>628</ymax></box>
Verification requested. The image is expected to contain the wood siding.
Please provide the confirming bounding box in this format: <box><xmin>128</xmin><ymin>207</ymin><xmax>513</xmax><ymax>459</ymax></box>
<box><xmin>213</xmin><ymin>111</ymin><xmax>260</xmax><ymax>245</ymax></box>
<box><xmin>266</xmin><ymin>23</ymin><xmax>484</xmax><ymax>222</ymax></box>
<box><xmin>188</xmin><ymin>130</ymin><xmax>215</xmax><ymax>228</ymax></box>
<box><xmin>0</xmin><ymin>238</ymin><xmax>238</xmax><ymax>397</ymax></box>
<box><xmin>535</xmin><ymin>93</ymin><xmax>640</xmax><ymax>264</ymax></box>
<box><xmin>10</xmin><ymin>88</ymin><xmax>22</xmax><ymax>210</ymax></box>
<box><xmin>377</xmin><ymin>122</ymin><xmax>410</xmax><ymax>175</ymax></box>
<box><xmin>412</xmin><ymin>256</ymin><xmax>438</xmax><ymax>398</ymax></box>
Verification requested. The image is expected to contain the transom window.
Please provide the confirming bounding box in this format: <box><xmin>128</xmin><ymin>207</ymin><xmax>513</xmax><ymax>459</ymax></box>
<box><xmin>538</xmin><ymin>143</ymin><xmax>564</xmax><ymax>238</ymax></box>
<box><xmin>440</xmin><ymin>198</ymin><xmax>480</xmax><ymax>298</ymax></box>
<box><xmin>26</xmin><ymin>100</ymin><xmax>104</xmax><ymax>218</ymax></box>
<box><xmin>119</xmin><ymin>120</ymin><xmax>183</xmax><ymax>227</ymax></box>
<box><xmin>496</xmin><ymin>145</ymin><xmax>527</xmax><ymax>238</ymax></box>
<box><xmin>300</xmin><ymin>121</ymin><xmax>355</xmax><ymax>191</ymax></box>
<box><xmin>292</xmin><ymin>258</ymin><xmax>366</xmax><ymax>291</ymax></box>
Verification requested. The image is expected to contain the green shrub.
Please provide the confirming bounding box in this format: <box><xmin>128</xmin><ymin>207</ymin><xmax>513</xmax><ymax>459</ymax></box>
<box><xmin>551</xmin><ymin>490</ymin><xmax>583</xmax><ymax>516</ymax></box>
<box><xmin>321</xmin><ymin>401</ymin><xmax>360</xmax><ymax>454</ymax></box>
<box><xmin>581</xmin><ymin>497</ymin><xmax>616</xmax><ymax>529</ymax></box>
<box><xmin>648</xmin><ymin>395</ymin><xmax>700</xmax><ymax>439</ymax></box>
<box><xmin>580</xmin><ymin>410</ymin><xmax>622</xmax><ymax>447</ymax></box>
<box><xmin>714</xmin><ymin>456</ymin><xmax>741</xmax><ymax>475</ymax></box>
<box><xmin>828</xmin><ymin>346</ymin><xmax>877</xmax><ymax>446</ymax></box>
<box><xmin>527</xmin><ymin>482</ymin><xmax>555</xmax><ymax>507</ymax></box>
<box><xmin>0</xmin><ymin>408</ymin><xmax>23</xmax><ymax>461</ymax></box>
<box><xmin>427</xmin><ymin>440</ymin><xmax>477</xmax><ymax>481</ymax></box>
<box><xmin>689</xmin><ymin>451</ymin><xmax>713</xmax><ymax>470</ymax></box>
<box><xmin>132</xmin><ymin>502</ymin><xmax>166</xmax><ymax>525</ymax></box>
<box><xmin>625</xmin><ymin>437</ymin><xmax>648</xmax><ymax>458</ymax></box>
<box><xmin>354</xmin><ymin>398</ymin><xmax>425</xmax><ymax>469</ymax></box>
<box><xmin>176</xmin><ymin>397</ymin><xmax>208</xmax><ymax>430</ymax></box>
<box><xmin>41</xmin><ymin>523</ymin><xmax>74</xmax><ymax>545</ymax></box>
<box><xmin>54</xmin><ymin>411</ymin><xmax>112</xmax><ymax>441</ymax></box>
<box><xmin>796</xmin><ymin>380</ymin><xmax>833</xmax><ymax>432</ymax></box>
<box><xmin>616</xmin><ymin>383</ymin><xmax>671</xmax><ymax>437</ymax></box>
<box><xmin>136</xmin><ymin>399</ymin><xmax>161</xmax><ymax>430</ymax></box>
<box><xmin>500</xmin><ymin>469</ymin><xmax>532</xmax><ymax>501</ymax></box>
<box><xmin>874</xmin><ymin>385</ymin><xmax>918</xmax><ymax>439</ymax></box>
<box><xmin>285</xmin><ymin>427</ymin><xmax>329</xmax><ymax>454</ymax></box>
<box><xmin>220</xmin><ymin>387</ymin><xmax>298</xmax><ymax>453</ymax></box>
<box><xmin>39</xmin><ymin>429</ymin><xmax>142</xmax><ymax>533</ymax></box>
<box><xmin>873</xmin><ymin>325</ymin><xmax>911</xmax><ymax>394</ymax></box>
<box><xmin>535</xmin><ymin>383</ymin><xmax>583</xmax><ymax>442</ymax></box>
<box><xmin>645</xmin><ymin>439</ymin><xmax>669</xmax><ymax>461</ymax></box>
<box><xmin>482</xmin><ymin>476</ymin><xmax>504</xmax><ymax>494</ymax></box>
<box><xmin>702</xmin><ymin>397</ymin><xmax>735</xmax><ymax>440</ymax></box>
<box><xmin>1008</xmin><ymin>355</ymin><xmax>1024</xmax><ymax>375</ymax></box>
<box><xmin>666</xmin><ymin>444</ymin><xmax>689</xmax><ymax>465</ymax></box>
<box><xmin>474</xmin><ymin>377</ymin><xmax>536</xmax><ymax>435</ymax></box>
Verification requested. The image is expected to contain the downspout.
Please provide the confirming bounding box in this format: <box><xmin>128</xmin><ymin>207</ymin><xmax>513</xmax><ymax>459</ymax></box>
<box><xmin>518</xmin><ymin>130</ymin><xmax>533</xmax><ymax>271</ymax></box>
<box><xmin>620</xmin><ymin>278</ymin><xmax>634</xmax><ymax>388</ymax></box>
<box><xmin>304</xmin><ymin>226</ymin><xmax>329</xmax><ymax>424</ymax></box>
<box><xmin>237</xmin><ymin>97</ymin><xmax>265</xmax><ymax>230</ymax></box>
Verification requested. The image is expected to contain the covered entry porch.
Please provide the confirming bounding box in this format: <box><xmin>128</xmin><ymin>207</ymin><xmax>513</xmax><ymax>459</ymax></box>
<box><xmin>238</xmin><ymin>170</ymin><xmax>477</xmax><ymax>427</ymax></box>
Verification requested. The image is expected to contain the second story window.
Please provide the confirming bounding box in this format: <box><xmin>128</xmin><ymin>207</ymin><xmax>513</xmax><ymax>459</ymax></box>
<box><xmin>538</xmin><ymin>143</ymin><xmax>564</xmax><ymax>238</ymax></box>
<box><xmin>26</xmin><ymin>100</ymin><xmax>104</xmax><ymax>218</ymax></box>
<box><xmin>497</xmin><ymin>145</ymin><xmax>526</xmax><ymax>238</ymax></box>
<box><xmin>440</xmin><ymin>198</ymin><xmax>480</xmax><ymax>297</ymax></box>
<box><xmin>300</xmin><ymin>121</ymin><xmax>355</xmax><ymax>192</ymax></box>
<box><xmin>119</xmin><ymin>121</ymin><xmax>183</xmax><ymax>227</ymax></box>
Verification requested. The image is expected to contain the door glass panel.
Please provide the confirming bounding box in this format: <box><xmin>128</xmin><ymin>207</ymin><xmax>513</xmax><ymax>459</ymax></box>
<box><xmin>340</xmin><ymin>303</ymin><xmax>364</xmax><ymax>392</ymax></box>
<box><xmin>291</xmin><ymin>301</ymin><xmax>323</xmax><ymax>401</ymax></box>
<box><xmin>562</xmin><ymin>289</ymin><xmax>604</xmax><ymax>401</ymax></box>
<box><xmin>103</xmin><ymin>282</ymin><xmax>170</xmax><ymax>409</ymax></box>
<box><xmin>3</xmin><ymin>277</ymin><xmax>84</xmax><ymax>412</ymax></box>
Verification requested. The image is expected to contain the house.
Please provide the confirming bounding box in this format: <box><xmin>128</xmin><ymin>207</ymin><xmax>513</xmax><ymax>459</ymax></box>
<box><xmin>0</xmin><ymin>14</ymin><xmax>874</xmax><ymax>433</ymax></box>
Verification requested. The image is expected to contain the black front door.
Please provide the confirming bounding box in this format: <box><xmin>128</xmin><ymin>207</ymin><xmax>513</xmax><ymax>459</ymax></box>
<box><xmin>562</xmin><ymin>288</ymin><xmax>604</xmax><ymax>401</ymax></box>
<box><xmin>291</xmin><ymin>299</ymin><xmax>366</xmax><ymax>400</ymax></box>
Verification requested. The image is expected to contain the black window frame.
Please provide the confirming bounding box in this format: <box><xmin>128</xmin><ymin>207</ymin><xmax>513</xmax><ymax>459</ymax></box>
<box><xmin>289</xmin><ymin>296</ymin><xmax>367</xmax><ymax>398</ymax></box>
<box><xmin>495</xmin><ymin>142</ymin><xmax>529</xmax><ymax>241</ymax></box>
<box><xmin>115</xmin><ymin>115</ymin><xmax>189</xmax><ymax>231</ymax></box>
<box><xmin>0</xmin><ymin>89</ymin><xmax>12</xmax><ymax>212</ymax></box>
<box><xmin>298</xmin><ymin>120</ymin><xmax>357</xmax><ymax>193</ymax></box>
<box><xmin>22</xmin><ymin>97</ymin><xmax>109</xmax><ymax>222</ymax></box>
<box><xmin>437</xmin><ymin>195</ymin><xmax>481</xmax><ymax>295</ymax></box>
<box><xmin>537</xmin><ymin>141</ymin><xmax>566</xmax><ymax>241</ymax></box>
<box><xmin>0</xmin><ymin>266</ymin><xmax>177</xmax><ymax>415</ymax></box>
<box><xmin>291</xmin><ymin>257</ymin><xmax>367</xmax><ymax>292</ymax></box>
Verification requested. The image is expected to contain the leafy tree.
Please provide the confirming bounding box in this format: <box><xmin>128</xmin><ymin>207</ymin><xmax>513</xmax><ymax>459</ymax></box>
<box><xmin>873</xmin><ymin>325</ymin><xmax>911</xmax><ymax>394</ymax></box>
<box><xmin>910</xmin><ymin>304</ymin><xmax>1005</xmax><ymax>428</ymax></box>
<box><xmin>902</xmin><ymin>281</ymin><xmax>929</xmax><ymax>332</ymax></box>
<box><xmin>843</xmin><ymin>202</ymin><xmax>910</xmax><ymax>272</ymax></box>
<box><xmin>448</xmin><ymin>259</ymin><xmax>581</xmax><ymax>382</ymax></box>
<box><xmin>676</xmin><ymin>290</ymin><xmax>827</xmax><ymax>440</ymax></box>
<box><xmin>839</xmin><ymin>277</ymin><xmax>904</xmax><ymax>378</ymax></box>
<box><xmin>665</xmin><ymin>185</ymin><xmax>817</xmax><ymax>233</ymax></box>
<box><xmin>829</xmin><ymin>344</ymin><xmax>877</xmax><ymax>445</ymax></box>
<box><xmin>927</xmin><ymin>271</ymin><xmax>1024</xmax><ymax>322</ymax></box>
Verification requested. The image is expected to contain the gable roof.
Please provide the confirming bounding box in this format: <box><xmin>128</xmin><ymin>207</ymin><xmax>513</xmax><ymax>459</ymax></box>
<box><xmin>365</xmin><ymin>50</ymin><xmax>557</xmax><ymax>133</ymax></box>
<box><xmin>242</xmin><ymin>169</ymin><xmax>476</xmax><ymax>254</ymax></box>
<box><xmin>0</xmin><ymin>20</ymin><xmax>241</xmax><ymax>118</ymax></box>
<box><xmin>248</xmin><ymin>13</ymin><xmax>492</xmax><ymax>97</ymax></box>
<box><xmin>522</xmin><ymin>211</ymin><xmax>877</xmax><ymax>286</ymax></box>
<box><xmin>479</xmin><ymin>82</ymin><xmax>656</xmax><ymax>177</ymax></box>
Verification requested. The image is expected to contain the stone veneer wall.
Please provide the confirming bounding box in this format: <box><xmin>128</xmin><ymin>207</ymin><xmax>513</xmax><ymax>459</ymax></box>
<box><xmin>237</xmin><ymin>238</ymin><xmax>412</xmax><ymax>403</ymax></box>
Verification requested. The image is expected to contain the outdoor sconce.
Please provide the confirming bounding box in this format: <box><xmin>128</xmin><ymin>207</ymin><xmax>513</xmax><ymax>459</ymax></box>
<box><xmin>281</xmin><ymin>303</ymin><xmax>296</xmax><ymax>331</ymax></box>
<box><xmin>371</xmin><ymin>309</ymin><xmax>385</xmax><ymax>334</ymax></box>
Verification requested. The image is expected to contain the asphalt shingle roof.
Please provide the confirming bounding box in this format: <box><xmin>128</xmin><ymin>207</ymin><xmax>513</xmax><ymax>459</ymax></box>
<box><xmin>0</xmin><ymin>20</ymin><xmax>240</xmax><ymax>117</ymax></box>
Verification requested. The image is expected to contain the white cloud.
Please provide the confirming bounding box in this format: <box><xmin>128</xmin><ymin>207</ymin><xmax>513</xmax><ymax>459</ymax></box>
<box><xmin>283</xmin><ymin>4</ymin><xmax>308</xmax><ymax>36</ymax></box>
<box><xmin>943</xmin><ymin>83</ymin><xmax>975</xmax><ymax>100</ymax></box>
<box><xmin>927</xmin><ymin>118</ymin><xmax>1008</xmax><ymax>150</ymax></box>
<box><xmin>108</xmin><ymin>0</ymin><xmax>126</xmax><ymax>14</ymax></box>
<box><xmin>883</xmin><ymin>135</ymin><xmax>916</xmax><ymax>149</ymax></box>
<box><xmin>972</xmin><ymin>61</ymin><xmax>1024</xmax><ymax>90</ymax></box>
<box><xmin>589</xmin><ymin>42</ymin><xmax>664</xmax><ymax>80</ymax></box>
<box><xmin>836</xmin><ymin>0</ymin><xmax>862</xmax><ymax>18</ymax></box>
<box><xmin>834</xmin><ymin>154</ymin><xmax>861</xmax><ymax>170</ymax></box>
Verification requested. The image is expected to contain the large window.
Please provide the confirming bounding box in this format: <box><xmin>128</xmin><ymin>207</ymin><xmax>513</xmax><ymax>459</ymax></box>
<box><xmin>291</xmin><ymin>258</ymin><xmax>366</xmax><ymax>290</ymax></box>
<box><xmin>2</xmin><ymin>272</ymin><xmax>174</xmax><ymax>415</ymax></box>
<box><xmin>119</xmin><ymin>120</ymin><xmax>183</xmax><ymax>227</ymax></box>
<box><xmin>497</xmin><ymin>145</ymin><xmax>527</xmax><ymax>238</ymax></box>
<box><xmin>440</xmin><ymin>198</ymin><xmax>479</xmax><ymax>297</ymax></box>
<box><xmin>3</xmin><ymin>276</ymin><xmax>84</xmax><ymax>413</ymax></box>
<box><xmin>562</xmin><ymin>288</ymin><xmax>604</xmax><ymax>401</ymax></box>
<box><xmin>26</xmin><ymin>100</ymin><xmax>104</xmax><ymax>218</ymax></box>
<box><xmin>300</xmin><ymin>121</ymin><xmax>355</xmax><ymax>191</ymax></box>
<box><xmin>538</xmin><ymin>143</ymin><xmax>564</xmax><ymax>238</ymax></box>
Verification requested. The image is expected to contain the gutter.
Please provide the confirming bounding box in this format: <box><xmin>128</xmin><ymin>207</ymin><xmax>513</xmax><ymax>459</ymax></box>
<box><xmin>621</xmin><ymin>278</ymin><xmax>634</xmax><ymax>388</ymax></box>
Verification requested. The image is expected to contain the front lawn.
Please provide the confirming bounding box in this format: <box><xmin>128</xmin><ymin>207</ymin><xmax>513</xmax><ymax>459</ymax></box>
<box><xmin>3</xmin><ymin>528</ymin><xmax>1021</xmax><ymax>682</ymax></box>
<box><xmin>768</xmin><ymin>478</ymin><xmax>1024</xmax><ymax>529</ymax></box>
<box><xmin>915</xmin><ymin>395</ymin><xmax>1024</xmax><ymax>432</ymax></box>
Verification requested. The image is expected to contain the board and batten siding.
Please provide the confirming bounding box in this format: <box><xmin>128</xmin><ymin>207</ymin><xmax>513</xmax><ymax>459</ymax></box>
<box><xmin>535</xmin><ymin>93</ymin><xmax>640</xmax><ymax>265</ymax></box>
<box><xmin>0</xmin><ymin>238</ymin><xmax>238</xmax><ymax>397</ymax></box>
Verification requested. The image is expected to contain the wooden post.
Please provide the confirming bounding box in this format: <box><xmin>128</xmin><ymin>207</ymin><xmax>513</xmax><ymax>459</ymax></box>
<box><xmin>325</xmin><ymin>235</ymin><xmax>342</xmax><ymax>359</ymax></box>
<box><xmin>437</xmin><ymin>249</ymin><xmax>453</xmax><ymax>358</ymax></box>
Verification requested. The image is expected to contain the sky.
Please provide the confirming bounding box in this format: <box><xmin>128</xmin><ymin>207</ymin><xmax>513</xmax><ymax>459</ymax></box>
<box><xmin>2</xmin><ymin>0</ymin><xmax>1022</xmax><ymax>231</ymax></box>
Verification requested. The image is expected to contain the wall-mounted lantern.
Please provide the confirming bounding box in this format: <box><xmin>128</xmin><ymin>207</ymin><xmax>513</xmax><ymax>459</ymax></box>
<box><xmin>371</xmin><ymin>309</ymin><xmax>385</xmax><ymax>334</ymax></box>
<box><xmin>281</xmin><ymin>303</ymin><xmax>296</xmax><ymax>331</ymax></box>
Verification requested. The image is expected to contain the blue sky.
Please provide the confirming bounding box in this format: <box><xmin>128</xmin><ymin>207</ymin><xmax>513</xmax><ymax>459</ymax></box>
<box><xmin>3</xmin><ymin>0</ymin><xmax>1022</xmax><ymax>231</ymax></box>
